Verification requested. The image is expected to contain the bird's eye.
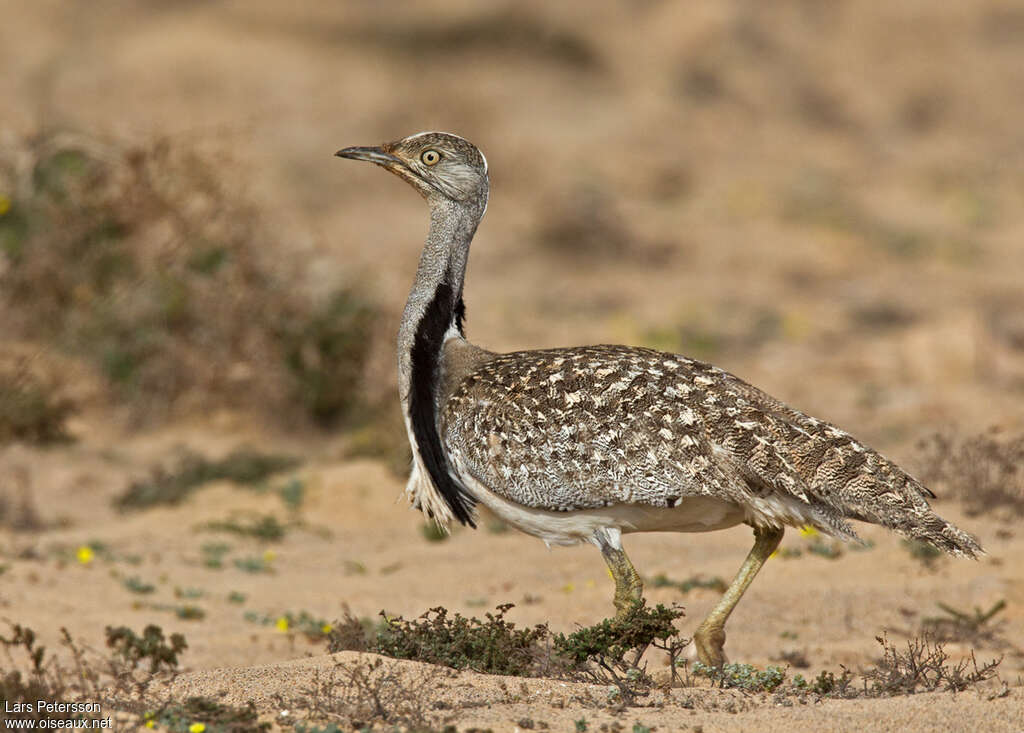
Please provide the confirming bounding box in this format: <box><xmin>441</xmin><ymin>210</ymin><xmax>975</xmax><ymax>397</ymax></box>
<box><xmin>421</xmin><ymin>150</ymin><xmax>441</xmax><ymax>166</ymax></box>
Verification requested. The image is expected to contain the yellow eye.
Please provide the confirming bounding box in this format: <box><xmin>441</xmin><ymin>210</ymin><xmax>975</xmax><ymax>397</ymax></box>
<box><xmin>421</xmin><ymin>149</ymin><xmax>441</xmax><ymax>166</ymax></box>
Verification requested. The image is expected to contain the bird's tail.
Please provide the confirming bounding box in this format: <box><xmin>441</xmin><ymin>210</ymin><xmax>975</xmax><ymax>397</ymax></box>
<box><xmin>836</xmin><ymin>461</ymin><xmax>983</xmax><ymax>558</ymax></box>
<box><xmin>882</xmin><ymin>506</ymin><xmax>984</xmax><ymax>558</ymax></box>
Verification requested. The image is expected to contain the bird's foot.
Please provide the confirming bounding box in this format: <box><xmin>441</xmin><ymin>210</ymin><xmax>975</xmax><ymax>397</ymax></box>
<box><xmin>692</xmin><ymin>623</ymin><xmax>727</xmax><ymax>669</ymax></box>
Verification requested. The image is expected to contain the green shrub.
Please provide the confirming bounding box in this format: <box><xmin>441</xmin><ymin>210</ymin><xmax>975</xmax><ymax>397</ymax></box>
<box><xmin>372</xmin><ymin>604</ymin><xmax>549</xmax><ymax>676</ymax></box>
<box><xmin>693</xmin><ymin>661</ymin><xmax>787</xmax><ymax>692</ymax></box>
<box><xmin>200</xmin><ymin>514</ymin><xmax>288</xmax><ymax>542</ymax></box>
<box><xmin>649</xmin><ymin>573</ymin><xmax>727</xmax><ymax>594</ymax></box>
<box><xmin>104</xmin><ymin>624</ymin><xmax>187</xmax><ymax>674</ymax></box>
<box><xmin>145</xmin><ymin>697</ymin><xmax>269</xmax><ymax>733</ymax></box>
<box><xmin>0</xmin><ymin>132</ymin><xmax>382</xmax><ymax>425</ymax></box>
<box><xmin>114</xmin><ymin>448</ymin><xmax>301</xmax><ymax>511</ymax></box>
<box><xmin>280</xmin><ymin>289</ymin><xmax>377</xmax><ymax>425</ymax></box>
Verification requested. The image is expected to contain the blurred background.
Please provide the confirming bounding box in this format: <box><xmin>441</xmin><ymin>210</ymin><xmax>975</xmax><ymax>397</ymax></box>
<box><xmin>1</xmin><ymin>0</ymin><xmax>1023</xmax><ymax>674</ymax></box>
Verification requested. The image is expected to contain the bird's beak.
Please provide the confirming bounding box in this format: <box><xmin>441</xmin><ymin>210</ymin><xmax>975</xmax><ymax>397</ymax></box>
<box><xmin>335</xmin><ymin>146</ymin><xmax>405</xmax><ymax>169</ymax></box>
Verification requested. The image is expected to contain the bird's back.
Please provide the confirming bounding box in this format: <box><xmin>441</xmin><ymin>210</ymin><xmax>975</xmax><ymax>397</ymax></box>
<box><xmin>441</xmin><ymin>344</ymin><xmax>981</xmax><ymax>557</ymax></box>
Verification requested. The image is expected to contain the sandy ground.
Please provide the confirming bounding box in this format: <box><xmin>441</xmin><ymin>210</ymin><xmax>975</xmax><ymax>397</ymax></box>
<box><xmin>3</xmin><ymin>1</ymin><xmax>1024</xmax><ymax>730</ymax></box>
<box><xmin>2</xmin><ymin>423</ymin><xmax>1022</xmax><ymax>730</ymax></box>
<box><xmin>164</xmin><ymin>652</ymin><xmax>1024</xmax><ymax>733</ymax></box>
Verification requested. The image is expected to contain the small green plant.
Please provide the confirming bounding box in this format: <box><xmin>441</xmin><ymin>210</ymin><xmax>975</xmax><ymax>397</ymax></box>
<box><xmin>693</xmin><ymin>661</ymin><xmax>787</xmax><ymax>692</ymax></box>
<box><xmin>649</xmin><ymin>573</ymin><xmax>727</xmax><ymax>594</ymax></box>
<box><xmin>244</xmin><ymin>610</ymin><xmax>334</xmax><ymax>641</ymax></box>
<box><xmin>277</xmin><ymin>478</ymin><xmax>306</xmax><ymax>512</ymax></box>
<box><xmin>553</xmin><ymin>602</ymin><xmax>686</xmax><ymax>702</ymax></box>
<box><xmin>114</xmin><ymin>448</ymin><xmax>301</xmax><ymax>511</ymax></box>
<box><xmin>200</xmin><ymin>513</ymin><xmax>287</xmax><ymax>542</ymax></box>
<box><xmin>173</xmin><ymin>605</ymin><xmax>206</xmax><ymax>621</ymax></box>
<box><xmin>122</xmin><ymin>576</ymin><xmax>156</xmax><ymax>594</ymax></box>
<box><xmin>56</xmin><ymin>540</ymin><xmax>115</xmax><ymax>566</ymax></box>
<box><xmin>145</xmin><ymin>696</ymin><xmax>269</xmax><ymax>733</ymax></box>
<box><xmin>227</xmin><ymin>591</ymin><xmax>247</xmax><ymax>604</ymax></box>
<box><xmin>174</xmin><ymin>586</ymin><xmax>205</xmax><ymax>600</ymax></box>
<box><xmin>104</xmin><ymin>624</ymin><xmax>187</xmax><ymax>674</ymax></box>
<box><xmin>862</xmin><ymin>633</ymin><xmax>1001</xmax><ymax>695</ymax></box>
<box><xmin>0</xmin><ymin>624</ymin><xmax>48</xmax><ymax>675</ymax></box>
<box><xmin>234</xmin><ymin>554</ymin><xmax>274</xmax><ymax>574</ymax></box>
<box><xmin>201</xmin><ymin>542</ymin><xmax>232</xmax><ymax>569</ymax></box>
<box><xmin>335</xmin><ymin>600</ymin><xmax>689</xmax><ymax>702</ymax></box>
<box><xmin>373</xmin><ymin>603</ymin><xmax>549</xmax><ymax>676</ymax></box>
<box><xmin>791</xmin><ymin>668</ymin><xmax>854</xmax><ymax>696</ymax></box>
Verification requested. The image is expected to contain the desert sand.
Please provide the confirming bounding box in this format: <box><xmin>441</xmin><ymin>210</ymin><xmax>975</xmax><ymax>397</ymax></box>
<box><xmin>2</xmin><ymin>1</ymin><xmax>1023</xmax><ymax>730</ymax></box>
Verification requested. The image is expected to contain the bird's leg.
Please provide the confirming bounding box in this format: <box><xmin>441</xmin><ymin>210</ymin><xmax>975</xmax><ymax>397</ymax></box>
<box><xmin>597</xmin><ymin>535</ymin><xmax>644</xmax><ymax>620</ymax></box>
<box><xmin>693</xmin><ymin>524</ymin><xmax>784</xmax><ymax>668</ymax></box>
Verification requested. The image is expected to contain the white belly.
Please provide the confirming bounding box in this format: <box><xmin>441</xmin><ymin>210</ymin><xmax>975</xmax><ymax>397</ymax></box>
<box><xmin>458</xmin><ymin>469</ymin><xmax>745</xmax><ymax>547</ymax></box>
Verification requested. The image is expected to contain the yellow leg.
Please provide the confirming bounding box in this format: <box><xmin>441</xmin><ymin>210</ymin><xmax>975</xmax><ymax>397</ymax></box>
<box><xmin>693</xmin><ymin>524</ymin><xmax>784</xmax><ymax>667</ymax></box>
<box><xmin>599</xmin><ymin>541</ymin><xmax>643</xmax><ymax>619</ymax></box>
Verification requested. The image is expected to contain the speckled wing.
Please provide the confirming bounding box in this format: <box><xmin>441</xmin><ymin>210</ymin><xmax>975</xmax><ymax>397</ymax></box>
<box><xmin>441</xmin><ymin>344</ymin><xmax>981</xmax><ymax>555</ymax></box>
<box><xmin>441</xmin><ymin>345</ymin><xmax>775</xmax><ymax>514</ymax></box>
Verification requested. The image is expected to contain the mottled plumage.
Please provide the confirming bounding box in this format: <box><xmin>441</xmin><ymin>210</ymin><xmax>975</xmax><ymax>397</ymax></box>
<box><xmin>336</xmin><ymin>130</ymin><xmax>982</xmax><ymax>667</ymax></box>
<box><xmin>443</xmin><ymin>345</ymin><xmax>979</xmax><ymax>556</ymax></box>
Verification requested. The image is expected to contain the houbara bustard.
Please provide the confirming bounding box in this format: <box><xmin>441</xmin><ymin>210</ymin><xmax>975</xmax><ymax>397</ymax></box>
<box><xmin>336</xmin><ymin>131</ymin><xmax>981</xmax><ymax>667</ymax></box>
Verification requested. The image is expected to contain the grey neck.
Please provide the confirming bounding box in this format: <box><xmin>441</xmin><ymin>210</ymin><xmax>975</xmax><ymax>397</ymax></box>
<box><xmin>397</xmin><ymin>196</ymin><xmax>485</xmax><ymax>403</ymax></box>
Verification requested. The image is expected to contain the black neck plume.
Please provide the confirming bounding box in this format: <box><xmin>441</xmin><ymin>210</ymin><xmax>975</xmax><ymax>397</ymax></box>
<box><xmin>408</xmin><ymin>281</ymin><xmax>476</xmax><ymax>526</ymax></box>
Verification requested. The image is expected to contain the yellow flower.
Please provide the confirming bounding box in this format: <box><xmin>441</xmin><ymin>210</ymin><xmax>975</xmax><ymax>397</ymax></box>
<box><xmin>76</xmin><ymin>546</ymin><xmax>94</xmax><ymax>565</ymax></box>
<box><xmin>770</xmin><ymin>549</ymin><xmax>779</xmax><ymax>559</ymax></box>
<box><xmin>799</xmin><ymin>526</ymin><xmax>819</xmax><ymax>538</ymax></box>
<box><xmin>262</xmin><ymin>550</ymin><xmax>276</xmax><ymax>563</ymax></box>
<box><xmin>275</xmin><ymin>616</ymin><xmax>289</xmax><ymax>632</ymax></box>
<box><xmin>189</xmin><ymin>723</ymin><xmax>206</xmax><ymax>733</ymax></box>
<box><xmin>321</xmin><ymin>624</ymin><xmax>333</xmax><ymax>634</ymax></box>
<box><xmin>561</xmin><ymin>582</ymin><xmax>575</xmax><ymax>593</ymax></box>
<box><xmin>0</xmin><ymin>194</ymin><xmax>10</xmax><ymax>216</ymax></box>
<box><xmin>145</xmin><ymin>722</ymin><xmax>155</xmax><ymax>729</ymax></box>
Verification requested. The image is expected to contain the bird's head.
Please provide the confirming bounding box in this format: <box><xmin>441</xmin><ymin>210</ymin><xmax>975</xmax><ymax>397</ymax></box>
<box><xmin>336</xmin><ymin>131</ymin><xmax>488</xmax><ymax>207</ymax></box>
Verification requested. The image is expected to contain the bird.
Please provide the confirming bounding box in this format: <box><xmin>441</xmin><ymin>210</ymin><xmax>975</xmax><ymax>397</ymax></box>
<box><xmin>335</xmin><ymin>131</ymin><xmax>982</xmax><ymax>667</ymax></box>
